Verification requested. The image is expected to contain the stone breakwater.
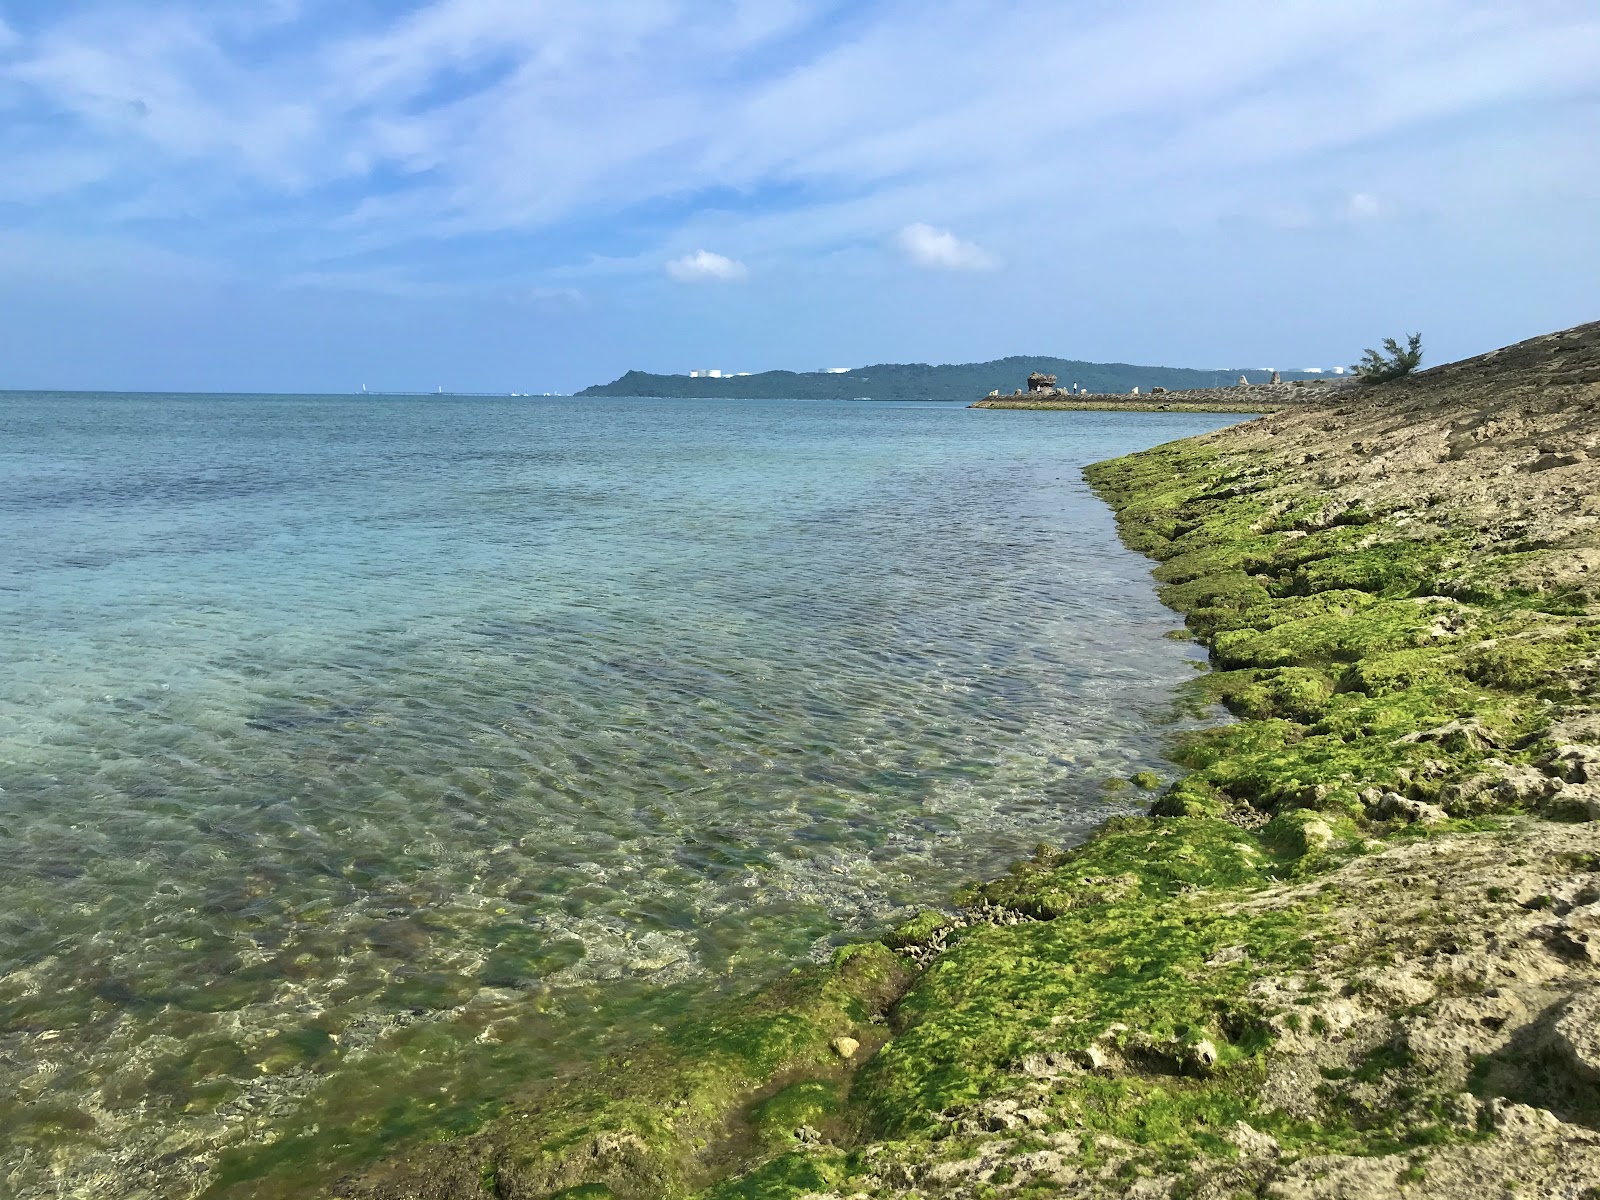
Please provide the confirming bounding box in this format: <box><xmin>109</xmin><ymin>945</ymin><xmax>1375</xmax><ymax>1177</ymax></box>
<box><xmin>971</xmin><ymin>380</ymin><xmax>1347</xmax><ymax>413</ymax></box>
<box><xmin>308</xmin><ymin>322</ymin><xmax>1600</xmax><ymax>1200</ymax></box>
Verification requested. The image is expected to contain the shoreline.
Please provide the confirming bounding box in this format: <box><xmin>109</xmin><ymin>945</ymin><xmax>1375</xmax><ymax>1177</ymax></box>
<box><xmin>225</xmin><ymin>322</ymin><xmax>1600</xmax><ymax>1198</ymax></box>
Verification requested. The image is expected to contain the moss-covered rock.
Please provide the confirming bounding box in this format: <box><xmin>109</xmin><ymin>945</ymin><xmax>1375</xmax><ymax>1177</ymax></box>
<box><xmin>881</xmin><ymin>909</ymin><xmax>955</xmax><ymax>951</ymax></box>
<box><xmin>335</xmin><ymin>944</ymin><xmax>914</xmax><ymax>1199</ymax></box>
<box><xmin>856</xmin><ymin>818</ymin><xmax>1311</xmax><ymax>1137</ymax></box>
<box><xmin>1080</xmin><ymin>427</ymin><xmax>1597</xmax><ymax>829</ymax></box>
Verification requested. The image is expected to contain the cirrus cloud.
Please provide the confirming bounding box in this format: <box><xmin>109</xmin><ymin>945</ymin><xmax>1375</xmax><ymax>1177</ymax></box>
<box><xmin>665</xmin><ymin>249</ymin><xmax>748</xmax><ymax>282</ymax></box>
<box><xmin>895</xmin><ymin>223</ymin><xmax>999</xmax><ymax>271</ymax></box>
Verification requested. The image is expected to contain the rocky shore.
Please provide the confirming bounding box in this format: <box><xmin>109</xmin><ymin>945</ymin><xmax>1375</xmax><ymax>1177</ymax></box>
<box><xmin>300</xmin><ymin>321</ymin><xmax>1600</xmax><ymax>1199</ymax></box>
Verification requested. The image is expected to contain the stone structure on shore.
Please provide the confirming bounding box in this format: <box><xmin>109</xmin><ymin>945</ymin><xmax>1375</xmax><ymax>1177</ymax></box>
<box><xmin>972</xmin><ymin>372</ymin><xmax>1347</xmax><ymax>411</ymax></box>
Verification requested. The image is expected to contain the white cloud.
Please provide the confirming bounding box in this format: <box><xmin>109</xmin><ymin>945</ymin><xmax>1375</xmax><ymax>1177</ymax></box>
<box><xmin>1347</xmin><ymin>192</ymin><xmax>1382</xmax><ymax>219</ymax></box>
<box><xmin>666</xmin><ymin>249</ymin><xmax>747</xmax><ymax>282</ymax></box>
<box><xmin>895</xmin><ymin>223</ymin><xmax>998</xmax><ymax>271</ymax></box>
<box><xmin>0</xmin><ymin>0</ymin><xmax>1594</xmax><ymax>288</ymax></box>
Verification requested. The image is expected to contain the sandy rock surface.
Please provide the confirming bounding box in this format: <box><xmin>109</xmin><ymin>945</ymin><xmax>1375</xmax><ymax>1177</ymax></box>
<box><xmin>800</xmin><ymin>821</ymin><xmax>1600</xmax><ymax>1199</ymax></box>
<box><xmin>1225</xmin><ymin>321</ymin><xmax>1600</xmax><ymax>595</ymax></box>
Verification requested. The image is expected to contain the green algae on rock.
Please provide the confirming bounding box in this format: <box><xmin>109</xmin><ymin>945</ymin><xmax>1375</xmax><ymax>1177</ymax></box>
<box><xmin>1083</xmin><ymin>323</ymin><xmax>1600</xmax><ymax>830</ymax></box>
<box><xmin>330</xmin><ymin>943</ymin><xmax>915</xmax><ymax>1199</ymax></box>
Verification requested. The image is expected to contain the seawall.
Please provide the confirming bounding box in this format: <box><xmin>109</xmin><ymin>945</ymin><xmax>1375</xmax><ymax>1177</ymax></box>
<box><xmin>971</xmin><ymin>379</ymin><xmax>1347</xmax><ymax>413</ymax></box>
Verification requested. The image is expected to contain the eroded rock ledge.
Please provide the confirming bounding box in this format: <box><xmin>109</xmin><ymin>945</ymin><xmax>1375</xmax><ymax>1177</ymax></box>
<box><xmin>324</xmin><ymin>321</ymin><xmax>1600</xmax><ymax>1200</ymax></box>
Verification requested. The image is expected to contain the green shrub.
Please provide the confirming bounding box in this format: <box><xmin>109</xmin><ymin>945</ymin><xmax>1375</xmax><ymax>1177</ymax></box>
<box><xmin>1354</xmin><ymin>333</ymin><xmax>1423</xmax><ymax>383</ymax></box>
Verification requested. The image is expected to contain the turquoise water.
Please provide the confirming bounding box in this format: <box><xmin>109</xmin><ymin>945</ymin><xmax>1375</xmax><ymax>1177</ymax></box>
<box><xmin>0</xmin><ymin>394</ymin><xmax>1241</xmax><ymax>1197</ymax></box>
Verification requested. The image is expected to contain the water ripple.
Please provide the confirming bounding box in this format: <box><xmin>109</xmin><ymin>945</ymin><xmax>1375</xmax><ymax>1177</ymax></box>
<box><xmin>0</xmin><ymin>394</ymin><xmax>1241</xmax><ymax>1198</ymax></box>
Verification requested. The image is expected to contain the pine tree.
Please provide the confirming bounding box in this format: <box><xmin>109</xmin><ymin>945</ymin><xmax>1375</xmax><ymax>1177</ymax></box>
<box><xmin>1354</xmin><ymin>333</ymin><xmax>1423</xmax><ymax>383</ymax></box>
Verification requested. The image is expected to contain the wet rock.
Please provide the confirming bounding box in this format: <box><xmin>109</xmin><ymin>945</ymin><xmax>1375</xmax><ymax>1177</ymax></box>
<box><xmin>831</xmin><ymin>1035</ymin><xmax>860</xmax><ymax>1059</ymax></box>
<box><xmin>495</xmin><ymin>1128</ymin><xmax>660</xmax><ymax>1200</ymax></box>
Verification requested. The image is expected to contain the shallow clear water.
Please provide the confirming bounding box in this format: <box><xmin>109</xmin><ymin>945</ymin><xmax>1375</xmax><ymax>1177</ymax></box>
<box><xmin>0</xmin><ymin>393</ymin><xmax>1240</xmax><ymax>1196</ymax></box>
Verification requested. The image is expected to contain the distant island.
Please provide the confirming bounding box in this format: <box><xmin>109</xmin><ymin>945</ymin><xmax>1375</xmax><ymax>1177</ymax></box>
<box><xmin>577</xmin><ymin>356</ymin><xmax>1338</xmax><ymax>401</ymax></box>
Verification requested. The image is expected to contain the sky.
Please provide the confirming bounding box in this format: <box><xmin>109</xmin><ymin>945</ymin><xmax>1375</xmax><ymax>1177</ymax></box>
<box><xmin>0</xmin><ymin>0</ymin><xmax>1596</xmax><ymax>393</ymax></box>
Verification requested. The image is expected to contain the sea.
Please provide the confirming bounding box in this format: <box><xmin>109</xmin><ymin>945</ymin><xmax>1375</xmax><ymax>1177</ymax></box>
<box><xmin>0</xmin><ymin>392</ymin><xmax>1244</xmax><ymax>1198</ymax></box>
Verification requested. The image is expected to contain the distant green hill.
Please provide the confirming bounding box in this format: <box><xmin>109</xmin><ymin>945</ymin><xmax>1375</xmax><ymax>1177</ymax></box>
<box><xmin>577</xmin><ymin>356</ymin><xmax>1330</xmax><ymax>401</ymax></box>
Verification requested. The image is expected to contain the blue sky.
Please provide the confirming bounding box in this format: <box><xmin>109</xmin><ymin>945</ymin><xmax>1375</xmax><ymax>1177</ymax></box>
<box><xmin>0</xmin><ymin>0</ymin><xmax>1596</xmax><ymax>393</ymax></box>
